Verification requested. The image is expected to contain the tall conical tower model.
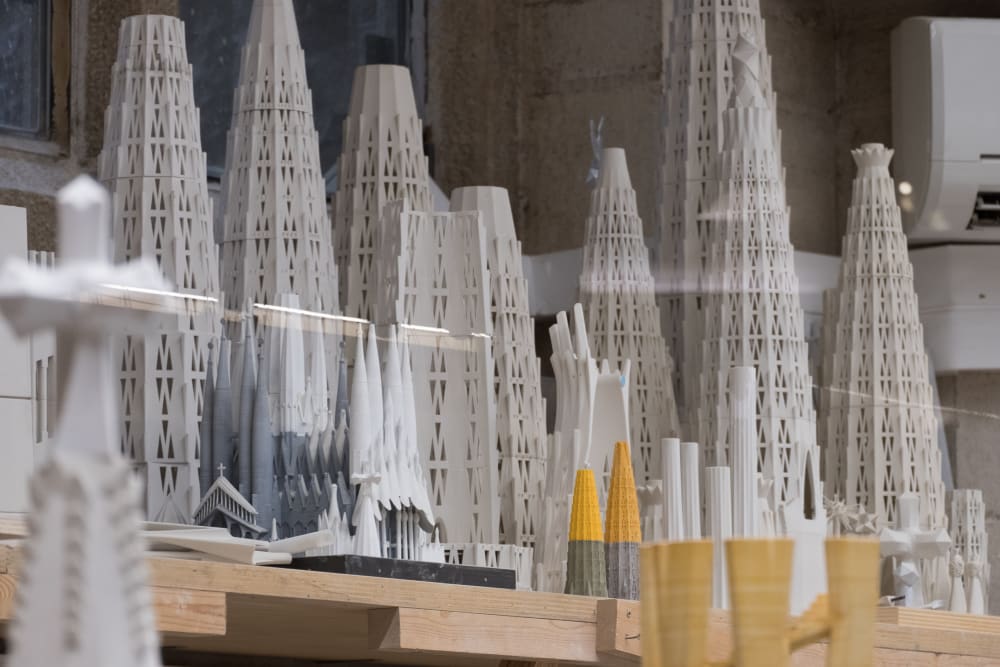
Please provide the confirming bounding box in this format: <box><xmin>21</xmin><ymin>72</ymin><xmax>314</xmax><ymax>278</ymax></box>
<box><xmin>220</xmin><ymin>0</ymin><xmax>339</xmax><ymax>320</ymax></box>
<box><xmin>658</xmin><ymin>0</ymin><xmax>780</xmax><ymax>426</ymax></box>
<box><xmin>450</xmin><ymin>187</ymin><xmax>547</xmax><ymax>550</ymax></box>
<box><xmin>580</xmin><ymin>147</ymin><xmax>680</xmax><ymax>486</ymax></box>
<box><xmin>336</xmin><ymin>65</ymin><xmax>432</xmax><ymax>319</ymax></box>
<box><xmin>99</xmin><ymin>15</ymin><xmax>221</xmax><ymax>523</ymax></box>
<box><xmin>697</xmin><ymin>33</ymin><xmax>818</xmax><ymax>521</ymax></box>
<box><xmin>823</xmin><ymin>143</ymin><xmax>947</xmax><ymax>534</ymax></box>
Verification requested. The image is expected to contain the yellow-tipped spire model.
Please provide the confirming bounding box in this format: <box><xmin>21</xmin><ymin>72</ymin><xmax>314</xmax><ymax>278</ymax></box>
<box><xmin>605</xmin><ymin>441</ymin><xmax>641</xmax><ymax>598</ymax></box>
<box><xmin>565</xmin><ymin>468</ymin><xmax>607</xmax><ymax>596</ymax></box>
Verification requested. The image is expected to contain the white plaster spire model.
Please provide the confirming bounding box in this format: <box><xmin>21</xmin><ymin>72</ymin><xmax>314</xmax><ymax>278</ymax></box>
<box><xmin>449</xmin><ymin>186</ymin><xmax>548</xmax><ymax>552</ymax></box>
<box><xmin>374</xmin><ymin>198</ymin><xmax>497</xmax><ymax>546</ymax></box>
<box><xmin>536</xmin><ymin>304</ymin><xmax>630</xmax><ymax>593</ymax></box>
<box><xmin>657</xmin><ymin>0</ymin><xmax>780</xmax><ymax>429</ymax></box>
<box><xmin>880</xmin><ymin>493</ymin><xmax>951</xmax><ymax>608</ymax></box>
<box><xmin>220</xmin><ymin>0</ymin><xmax>339</xmax><ymax>321</ymax></box>
<box><xmin>337</xmin><ymin>65</ymin><xmax>432</xmax><ymax>318</ymax></box>
<box><xmin>579</xmin><ymin>147</ymin><xmax>680</xmax><ymax>489</ymax></box>
<box><xmin>696</xmin><ymin>33</ymin><xmax>825</xmax><ymax>615</ymax></box>
<box><xmin>99</xmin><ymin>14</ymin><xmax>221</xmax><ymax>524</ymax></box>
<box><xmin>822</xmin><ymin>144</ymin><xmax>948</xmax><ymax>551</ymax></box>
<box><xmin>0</xmin><ymin>176</ymin><xmax>165</xmax><ymax>667</ymax></box>
<box><xmin>951</xmin><ymin>489</ymin><xmax>990</xmax><ymax>614</ymax></box>
<box><xmin>349</xmin><ymin>323</ymin><xmax>371</xmax><ymax>483</ymax></box>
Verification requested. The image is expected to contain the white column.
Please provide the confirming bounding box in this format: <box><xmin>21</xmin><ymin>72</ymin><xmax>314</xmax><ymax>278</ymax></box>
<box><xmin>729</xmin><ymin>366</ymin><xmax>758</xmax><ymax>537</ymax></box>
<box><xmin>662</xmin><ymin>437</ymin><xmax>684</xmax><ymax>540</ymax></box>
<box><xmin>680</xmin><ymin>441</ymin><xmax>701</xmax><ymax>539</ymax></box>
<box><xmin>706</xmin><ymin>466</ymin><xmax>732</xmax><ymax>609</ymax></box>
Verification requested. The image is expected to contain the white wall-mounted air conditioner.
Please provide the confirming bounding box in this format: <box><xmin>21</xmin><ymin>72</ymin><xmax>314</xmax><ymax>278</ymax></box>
<box><xmin>892</xmin><ymin>17</ymin><xmax>1000</xmax><ymax>243</ymax></box>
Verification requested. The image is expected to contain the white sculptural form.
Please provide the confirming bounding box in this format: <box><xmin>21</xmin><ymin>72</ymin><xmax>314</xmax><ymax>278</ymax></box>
<box><xmin>658</xmin><ymin>0</ymin><xmax>781</xmax><ymax>431</ymax></box>
<box><xmin>696</xmin><ymin>33</ymin><xmax>826</xmax><ymax>615</ymax></box>
<box><xmin>219</xmin><ymin>0</ymin><xmax>340</xmax><ymax>420</ymax></box>
<box><xmin>580</xmin><ymin>147</ymin><xmax>680</xmax><ymax>489</ymax></box>
<box><xmin>822</xmin><ymin>143</ymin><xmax>949</xmax><ymax>601</ymax></box>
<box><xmin>0</xmin><ymin>176</ymin><xmax>165</xmax><ymax>667</ymax></box>
<box><xmin>374</xmin><ymin>198</ymin><xmax>497</xmax><ymax>548</ymax></box>
<box><xmin>951</xmin><ymin>488</ymin><xmax>990</xmax><ymax>614</ymax></box>
<box><xmin>536</xmin><ymin>303</ymin><xmax>629</xmax><ymax>593</ymax></box>
<box><xmin>880</xmin><ymin>493</ymin><xmax>951</xmax><ymax>607</ymax></box>
<box><xmin>450</xmin><ymin>186</ymin><xmax>548</xmax><ymax>554</ymax></box>
<box><xmin>99</xmin><ymin>14</ymin><xmax>221</xmax><ymax>523</ymax></box>
<box><xmin>337</xmin><ymin>65</ymin><xmax>432</xmax><ymax>319</ymax></box>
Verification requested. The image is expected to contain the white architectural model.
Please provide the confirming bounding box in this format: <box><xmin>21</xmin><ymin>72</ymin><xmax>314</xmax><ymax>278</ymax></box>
<box><xmin>658</xmin><ymin>0</ymin><xmax>779</xmax><ymax>426</ymax></box>
<box><xmin>580</xmin><ymin>147</ymin><xmax>679</xmax><ymax>487</ymax></box>
<box><xmin>696</xmin><ymin>34</ymin><xmax>825</xmax><ymax>615</ymax></box>
<box><xmin>536</xmin><ymin>304</ymin><xmax>630</xmax><ymax>593</ymax></box>
<box><xmin>697</xmin><ymin>34</ymin><xmax>819</xmax><ymax>516</ymax></box>
<box><xmin>728</xmin><ymin>366</ymin><xmax>759</xmax><ymax>538</ymax></box>
<box><xmin>705</xmin><ymin>465</ymin><xmax>732</xmax><ymax>608</ymax></box>
<box><xmin>880</xmin><ymin>493</ymin><xmax>951</xmax><ymax>608</ymax></box>
<box><xmin>337</xmin><ymin>65</ymin><xmax>432</xmax><ymax>318</ymax></box>
<box><xmin>450</xmin><ymin>186</ymin><xmax>547</xmax><ymax>551</ymax></box>
<box><xmin>0</xmin><ymin>206</ymin><xmax>35</xmax><ymax>513</ymax></box>
<box><xmin>823</xmin><ymin>144</ymin><xmax>948</xmax><ymax>540</ymax></box>
<box><xmin>951</xmin><ymin>489</ymin><xmax>990</xmax><ymax>614</ymax></box>
<box><xmin>0</xmin><ymin>176</ymin><xmax>164</xmax><ymax>667</ymax></box>
<box><xmin>219</xmin><ymin>0</ymin><xmax>339</xmax><ymax>350</ymax></box>
<box><xmin>374</xmin><ymin>199</ymin><xmax>496</xmax><ymax>546</ymax></box>
<box><xmin>99</xmin><ymin>14</ymin><xmax>221</xmax><ymax>524</ymax></box>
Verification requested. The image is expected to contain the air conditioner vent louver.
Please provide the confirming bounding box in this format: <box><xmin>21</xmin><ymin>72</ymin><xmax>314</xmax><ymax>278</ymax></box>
<box><xmin>969</xmin><ymin>192</ymin><xmax>1000</xmax><ymax>228</ymax></box>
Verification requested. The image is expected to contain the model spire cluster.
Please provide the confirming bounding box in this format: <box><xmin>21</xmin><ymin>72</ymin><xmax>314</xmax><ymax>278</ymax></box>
<box><xmin>0</xmin><ymin>0</ymin><xmax>980</xmax><ymax>626</ymax></box>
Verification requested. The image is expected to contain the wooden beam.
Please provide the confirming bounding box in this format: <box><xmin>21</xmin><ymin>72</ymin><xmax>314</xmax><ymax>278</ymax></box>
<box><xmin>369</xmin><ymin>607</ymin><xmax>599</xmax><ymax>663</ymax></box>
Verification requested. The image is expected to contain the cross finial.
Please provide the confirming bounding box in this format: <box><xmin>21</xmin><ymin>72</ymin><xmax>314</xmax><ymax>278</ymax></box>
<box><xmin>217</xmin><ymin>462</ymin><xmax>226</xmax><ymax>479</ymax></box>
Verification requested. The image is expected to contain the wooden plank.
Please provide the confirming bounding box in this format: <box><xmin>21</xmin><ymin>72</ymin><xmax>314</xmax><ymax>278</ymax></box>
<box><xmin>595</xmin><ymin>598</ymin><xmax>639</xmax><ymax>663</ymax></box>
<box><xmin>0</xmin><ymin>574</ymin><xmax>225</xmax><ymax>637</ymax></box>
<box><xmin>369</xmin><ymin>606</ymin><xmax>599</xmax><ymax>663</ymax></box>
<box><xmin>145</xmin><ymin>554</ymin><xmax>598</xmax><ymax>623</ymax></box>
<box><xmin>877</xmin><ymin>607</ymin><xmax>1000</xmax><ymax>635</ymax></box>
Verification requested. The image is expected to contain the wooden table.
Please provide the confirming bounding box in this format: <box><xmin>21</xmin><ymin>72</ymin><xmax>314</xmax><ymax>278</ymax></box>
<box><xmin>2</xmin><ymin>545</ymin><xmax>999</xmax><ymax>666</ymax></box>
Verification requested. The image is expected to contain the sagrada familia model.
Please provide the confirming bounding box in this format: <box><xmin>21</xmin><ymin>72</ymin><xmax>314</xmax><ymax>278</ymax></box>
<box><xmin>8</xmin><ymin>0</ymin><xmax>972</xmax><ymax>611</ymax></box>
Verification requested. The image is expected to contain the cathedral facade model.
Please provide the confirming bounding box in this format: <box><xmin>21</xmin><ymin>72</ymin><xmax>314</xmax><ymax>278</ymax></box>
<box><xmin>99</xmin><ymin>14</ymin><xmax>221</xmax><ymax>524</ymax></box>
<box><xmin>580</xmin><ymin>147</ymin><xmax>680</xmax><ymax>488</ymax></box>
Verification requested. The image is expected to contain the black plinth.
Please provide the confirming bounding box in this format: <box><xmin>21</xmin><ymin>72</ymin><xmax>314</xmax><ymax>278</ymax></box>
<box><xmin>284</xmin><ymin>554</ymin><xmax>516</xmax><ymax>589</ymax></box>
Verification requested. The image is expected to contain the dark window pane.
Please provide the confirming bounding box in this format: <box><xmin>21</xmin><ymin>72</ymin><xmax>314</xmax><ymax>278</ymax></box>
<box><xmin>0</xmin><ymin>0</ymin><xmax>50</xmax><ymax>136</ymax></box>
<box><xmin>180</xmin><ymin>0</ymin><xmax>414</xmax><ymax>179</ymax></box>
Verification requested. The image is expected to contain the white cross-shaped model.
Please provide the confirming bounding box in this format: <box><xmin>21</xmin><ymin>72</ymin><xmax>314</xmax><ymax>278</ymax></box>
<box><xmin>0</xmin><ymin>175</ymin><xmax>172</xmax><ymax>667</ymax></box>
<box><xmin>879</xmin><ymin>492</ymin><xmax>951</xmax><ymax>607</ymax></box>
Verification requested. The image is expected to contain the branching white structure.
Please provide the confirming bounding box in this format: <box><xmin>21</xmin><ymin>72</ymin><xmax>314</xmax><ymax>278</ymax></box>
<box><xmin>337</xmin><ymin>65</ymin><xmax>432</xmax><ymax>319</ymax></box>
<box><xmin>219</xmin><ymin>0</ymin><xmax>339</xmax><ymax>362</ymax></box>
<box><xmin>658</xmin><ymin>0</ymin><xmax>779</xmax><ymax>426</ymax></box>
<box><xmin>536</xmin><ymin>304</ymin><xmax>629</xmax><ymax>593</ymax></box>
<box><xmin>0</xmin><ymin>176</ymin><xmax>164</xmax><ymax>667</ymax></box>
<box><xmin>951</xmin><ymin>489</ymin><xmax>990</xmax><ymax>614</ymax></box>
<box><xmin>450</xmin><ymin>186</ymin><xmax>547</xmax><ymax>551</ymax></box>
<box><xmin>580</xmin><ymin>147</ymin><xmax>679</xmax><ymax>487</ymax></box>
<box><xmin>823</xmin><ymin>143</ymin><xmax>947</xmax><ymax>534</ymax></box>
<box><xmin>99</xmin><ymin>15</ymin><xmax>221</xmax><ymax>524</ymax></box>
<box><xmin>374</xmin><ymin>199</ymin><xmax>496</xmax><ymax>546</ymax></box>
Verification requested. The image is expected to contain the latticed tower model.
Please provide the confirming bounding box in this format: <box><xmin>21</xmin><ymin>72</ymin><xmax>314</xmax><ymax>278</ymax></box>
<box><xmin>697</xmin><ymin>33</ymin><xmax>817</xmax><ymax>518</ymax></box>
<box><xmin>451</xmin><ymin>187</ymin><xmax>547</xmax><ymax>551</ymax></box>
<box><xmin>580</xmin><ymin>147</ymin><xmax>680</xmax><ymax>487</ymax></box>
<box><xmin>375</xmin><ymin>199</ymin><xmax>497</xmax><ymax>546</ymax></box>
<box><xmin>220</xmin><ymin>0</ymin><xmax>339</xmax><ymax>320</ymax></box>
<box><xmin>951</xmin><ymin>489</ymin><xmax>990</xmax><ymax>613</ymax></box>
<box><xmin>658</xmin><ymin>0</ymin><xmax>780</xmax><ymax>427</ymax></box>
<box><xmin>336</xmin><ymin>65</ymin><xmax>432</xmax><ymax>320</ymax></box>
<box><xmin>99</xmin><ymin>15</ymin><xmax>221</xmax><ymax>523</ymax></box>
<box><xmin>823</xmin><ymin>143</ymin><xmax>947</xmax><ymax>534</ymax></box>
